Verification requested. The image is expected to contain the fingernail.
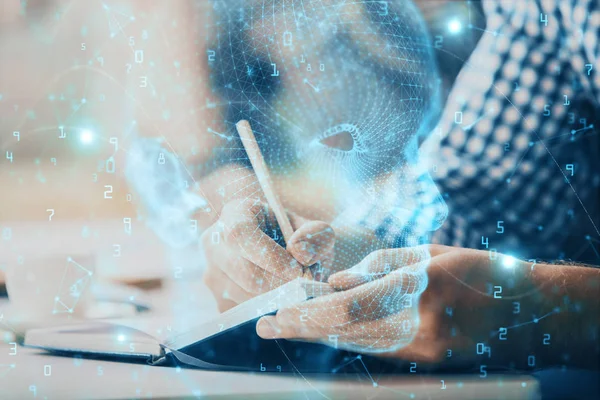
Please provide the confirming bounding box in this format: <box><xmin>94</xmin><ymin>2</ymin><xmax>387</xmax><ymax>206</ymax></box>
<box><xmin>256</xmin><ymin>318</ymin><xmax>281</xmax><ymax>338</ymax></box>
<box><xmin>329</xmin><ymin>270</ymin><xmax>368</xmax><ymax>288</ymax></box>
<box><xmin>292</xmin><ymin>240</ymin><xmax>316</xmax><ymax>266</ymax></box>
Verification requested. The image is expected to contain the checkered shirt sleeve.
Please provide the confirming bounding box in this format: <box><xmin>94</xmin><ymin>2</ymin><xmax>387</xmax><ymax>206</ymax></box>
<box><xmin>418</xmin><ymin>0</ymin><xmax>600</xmax><ymax>259</ymax></box>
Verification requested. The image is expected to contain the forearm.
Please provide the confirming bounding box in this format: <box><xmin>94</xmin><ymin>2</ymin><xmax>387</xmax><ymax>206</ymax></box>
<box><xmin>529</xmin><ymin>262</ymin><xmax>600</xmax><ymax>369</ymax></box>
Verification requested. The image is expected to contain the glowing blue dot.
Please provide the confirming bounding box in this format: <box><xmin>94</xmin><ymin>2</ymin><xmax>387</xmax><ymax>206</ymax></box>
<box><xmin>117</xmin><ymin>334</ymin><xmax>126</xmax><ymax>342</ymax></box>
<box><xmin>80</xmin><ymin>130</ymin><xmax>95</xmax><ymax>144</ymax></box>
<box><xmin>448</xmin><ymin>19</ymin><xmax>463</xmax><ymax>34</ymax></box>
<box><xmin>502</xmin><ymin>255</ymin><xmax>516</xmax><ymax>269</ymax></box>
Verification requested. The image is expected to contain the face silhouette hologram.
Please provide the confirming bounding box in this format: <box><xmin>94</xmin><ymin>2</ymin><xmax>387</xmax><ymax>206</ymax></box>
<box><xmin>126</xmin><ymin>0</ymin><xmax>448</xmax><ymax>353</ymax></box>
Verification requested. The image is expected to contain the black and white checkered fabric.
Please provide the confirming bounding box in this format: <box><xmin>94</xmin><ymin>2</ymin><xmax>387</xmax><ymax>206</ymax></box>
<box><xmin>369</xmin><ymin>0</ymin><xmax>600</xmax><ymax>260</ymax></box>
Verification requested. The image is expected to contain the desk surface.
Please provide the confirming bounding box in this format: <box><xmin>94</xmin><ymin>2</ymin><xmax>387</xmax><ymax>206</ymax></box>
<box><xmin>0</xmin><ymin>344</ymin><xmax>539</xmax><ymax>400</ymax></box>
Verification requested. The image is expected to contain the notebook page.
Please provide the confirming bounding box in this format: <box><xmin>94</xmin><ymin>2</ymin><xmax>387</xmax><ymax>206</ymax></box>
<box><xmin>164</xmin><ymin>279</ymin><xmax>333</xmax><ymax>350</ymax></box>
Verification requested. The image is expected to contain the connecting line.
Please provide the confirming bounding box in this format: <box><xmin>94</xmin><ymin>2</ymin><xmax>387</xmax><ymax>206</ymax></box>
<box><xmin>469</xmin><ymin>25</ymin><xmax>504</xmax><ymax>37</ymax></box>
<box><xmin>207</xmin><ymin>128</ymin><xmax>234</xmax><ymax>141</ymax></box>
<box><xmin>586</xmin><ymin>237</ymin><xmax>600</xmax><ymax>260</ymax></box>
<box><xmin>0</xmin><ymin>364</ymin><xmax>16</xmax><ymax>378</ymax></box>
<box><xmin>490</xmin><ymin>308</ymin><xmax>560</xmax><ymax>338</ymax></box>
<box><xmin>307</xmin><ymin>227</ymin><xmax>333</xmax><ymax>238</ymax></box>
<box><xmin>331</xmin><ymin>355</ymin><xmax>377</xmax><ymax>386</ymax></box>
<box><xmin>571</xmin><ymin>125</ymin><xmax>595</xmax><ymax>135</ymax></box>
<box><xmin>468</xmin><ymin>0</ymin><xmax>472</xmax><ymax>25</ymax></box>
<box><xmin>331</xmin><ymin>356</ymin><xmax>360</xmax><ymax>373</ymax></box>
<box><xmin>303</xmin><ymin>79</ymin><xmax>321</xmax><ymax>93</ymax></box>
<box><xmin>357</xmin><ymin>356</ymin><xmax>376</xmax><ymax>386</ymax></box>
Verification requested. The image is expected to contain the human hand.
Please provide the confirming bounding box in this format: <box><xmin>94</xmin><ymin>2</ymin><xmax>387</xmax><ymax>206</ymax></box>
<box><xmin>256</xmin><ymin>245</ymin><xmax>539</xmax><ymax>366</ymax></box>
<box><xmin>201</xmin><ymin>197</ymin><xmax>335</xmax><ymax>312</ymax></box>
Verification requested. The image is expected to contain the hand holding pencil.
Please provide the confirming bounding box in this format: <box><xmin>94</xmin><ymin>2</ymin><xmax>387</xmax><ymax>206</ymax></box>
<box><xmin>201</xmin><ymin>120</ymin><xmax>336</xmax><ymax>312</ymax></box>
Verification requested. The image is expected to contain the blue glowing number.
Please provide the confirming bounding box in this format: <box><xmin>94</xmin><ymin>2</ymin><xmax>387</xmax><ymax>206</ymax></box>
<box><xmin>481</xmin><ymin>236</ymin><xmax>489</xmax><ymax>249</ymax></box>
<box><xmin>434</xmin><ymin>35</ymin><xmax>443</xmax><ymax>49</ymax></box>
<box><xmin>104</xmin><ymin>185</ymin><xmax>113</xmax><ymax>199</ymax></box>
<box><xmin>529</xmin><ymin>259</ymin><xmax>537</xmax><ymax>271</ymax></box>
<box><xmin>109</xmin><ymin>137</ymin><xmax>118</xmax><ymax>152</ymax></box>
<box><xmin>378</xmin><ymin>1</ymin><xmax>388</xmax><ymax>16</ymax></box>
<box><xmin>543</xmin><ymin>334</ymin><xmax>551</xmax><ymax>345</ymax></box>
<box><xmin>527</xmin><ymin>355</ymin><xmax>536</xmax><ymax>367</ymax></box>
<box><xmin>320</xmin><ymin>64</ymin><xmax>325</xmax><ymax>71</ymax></box>
<box><xmin>123</xmin><ymin>218</ymin><xmax>132</xmax><ymax>235</ymax></box>
<box><xmin>135</xmin><ymin>50</ymin><xmax>144</xmax><ymax>64</ymax></box>
<box><xmin>271</xmin><ymin>63</ymin><xmax>279</xmax><ymax>77</ymax></box>
<box><xmin>106</xmin><ymin>157</ymin><xmax>115</xmax><ymax>173</ymax></box>
<box><xmin>499</xmin><ymin>328</ymin><xmax>507</xmax><ymax>340</ymax></box>
<box><xmin>6</xmin><ymin>151</ymin><xmax>13</xmax><ymax>163</ymax></box>
<box><xmin>13</xmin><ymin>131</ymin><xmax>19</xmax><ymax>142</ymax></box>
<box><xmin>207</xmin><ymin>50</ymin><xmax>215</xmax><ymax>62</ymax></box>
<box><xmin>74</xmin><ymin>354</ymin><xmax>83</xmax><ymax>366</ymax></box>
<box><xmin>540</xmin><ymin>13</ymin><xmax>548</xmax><ymax>26</ymax></box>
<box><xmin>174</xmin><ymin>267</ymin><xmax>182</xmax><ymax>279</ymax></box>
<box><xmin>566</xmin><ymin>164</ymin><xmax>574</xmax><ymax>176</ymax></box>
<box><xmin>564</xmin><ymin>95</ymin><xmax>570</xmax><ymax>106</ymax></box>
<box><xmin>568</xmin><ymin>113</ymin><xmax>575</xmax><ymax>124</ymax></box>
<box><xmin>476</xmin><ymin>343</ymin><xmax>485</xmax><ymax>354</ymax></box>
<box><xmin>446</xmin><ymin>349</ymin><xmax>452</xmax><ymax>358</ymax></box>
<box><xmin>283</xmin><ymin>31</ymin><xmax>292</xmax><ymax>47</ymax></box>
<box><xmin>493</xmin><ymin>286</ymin><xmax>502</xmax><ymax>299</ymax></box>
<box><xmin>44</xmin><ymin>365</ymin><xmax>51</xmax><ymax>376</ymax></box>
<box><xmin>410</xmin><ymin>362</ymin><xmax>417</xmax><ymax>373</ymax></box>
<box><xmin>585</xmin><ymin>64</ymin><xmax>593</xmax><ymax>76</ymax></box>
<box><xmin>489</xmin><ymin>248</ymin><xmax>497</xmax><ymax>260</ymax></box>
<box><xmin>29</xmin><ymin>386</ymin><xmax>36</xmax><ymax>397</ymax></box>
<box><xmin>543</xmin><ymin>104</ymin><xmax>551</xmax><ymax>116</ymax></box>
<box><xmin>454</xmin><ymin>111</ymin><xmax>463</xmax><ymax>124</ymax></box>
<box><xmin>513</xmin><ymin>301</ymin><xmax>521</xmax><ymax>314</ymax></box>
<box><xmin>441</xmin><ymin>380</ymin><xmax>446</xmax><ymax>390</ymax></box>
<box><xmin>496</xmin><ymin>220</ymin><xmax>504</xmax><ymax>234</ymax></box>
<box><xmin>480</xmin><ymin>365</ymin><xmax>487</xmax><ymax>378</ymax></box>
<box><xmin>158</xmin><ymin>153</ymin><xmax>166</xmax><ymax>165</ymax></box>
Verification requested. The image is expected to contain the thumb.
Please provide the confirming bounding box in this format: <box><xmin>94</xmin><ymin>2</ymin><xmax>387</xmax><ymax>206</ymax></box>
<box><xmin>329</xmin><ymin>248</ymin><xmax>431</xmax><ymax>290</ymax></box>
<box><xmin>286</xmin><ymin>212</ymin><xmax>335</xmax><ymax>267</ymax></box>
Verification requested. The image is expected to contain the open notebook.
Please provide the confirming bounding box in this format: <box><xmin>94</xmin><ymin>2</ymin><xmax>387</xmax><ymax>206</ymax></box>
<box><xmin>25</xmin><ymin>279</ymin><xmax>375</xmax><ymax>372</ymax></box>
